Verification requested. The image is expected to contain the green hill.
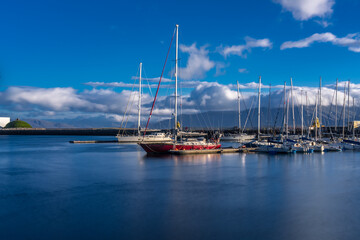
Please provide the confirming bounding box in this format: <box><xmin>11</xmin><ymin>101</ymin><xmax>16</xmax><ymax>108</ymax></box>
<box><xmin>4</xmin><ymin>119</ymin><xmax>32</xmax><ymax>128</ymax></box>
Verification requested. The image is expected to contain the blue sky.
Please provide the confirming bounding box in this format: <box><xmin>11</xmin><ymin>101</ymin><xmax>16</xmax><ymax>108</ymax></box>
<box><xmin>0</xmin><ymin>0</ymin><xmax>360</xmax><ymax>124</ymax></box>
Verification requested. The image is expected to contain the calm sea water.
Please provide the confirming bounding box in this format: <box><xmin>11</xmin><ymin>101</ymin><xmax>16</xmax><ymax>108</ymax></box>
<box><xmin>1</xmin><ymin>135</ymin><xmax>360</xmax><ymax>240</ymax></box>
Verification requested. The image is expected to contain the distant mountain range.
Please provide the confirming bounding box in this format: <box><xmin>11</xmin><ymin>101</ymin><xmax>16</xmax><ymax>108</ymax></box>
<box><xmin>24</xmin><ymin>105</ymin><xmax>358</xmax><ymax>129</ymax></box>
<box><xmin>153</xmin><ymin>105</ymin><xmax>357</xmax><ymax>130</ymax></box>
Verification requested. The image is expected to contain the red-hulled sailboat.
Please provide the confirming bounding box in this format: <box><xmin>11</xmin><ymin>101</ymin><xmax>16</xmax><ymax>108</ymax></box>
<box><xmin>139</xmin><ymin>137</ymin><xmax>221</xmax><ymax>154</ymax></box>
<box><xmin>138</xmin><ymin>24</ymin><xmax>221</xmax><ymax>154</ymax></box>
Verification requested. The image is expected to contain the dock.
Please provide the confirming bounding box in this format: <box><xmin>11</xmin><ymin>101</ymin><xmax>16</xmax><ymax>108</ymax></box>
<box><xmin>169</xmin><ymin>147</ymin><xmax>244</xmax><ymax>155</ymax></box>
<box><xmin>69</xmin><ymin>140</ymin><xmax>118</xmax><ymax>144</ymax></box>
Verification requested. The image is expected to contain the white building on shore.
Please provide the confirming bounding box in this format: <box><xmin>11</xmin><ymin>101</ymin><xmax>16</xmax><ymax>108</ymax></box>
<box><xmin>0</xmin><ymin>117</ymin><xmax>10</xmax><ymax>128</ymax></box>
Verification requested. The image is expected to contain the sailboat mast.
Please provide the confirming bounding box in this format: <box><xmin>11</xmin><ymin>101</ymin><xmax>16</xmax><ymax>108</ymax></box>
<box><xmin>353</xmin><ymin>97</ymin><xmax>355</xmax><ymax>139</ymax></box>
<box><xmin>291</xmin><ymin>78</ymin><xmax>295</xmax><ymax>134</ymax></box>
<box><xmin>174</xmin><ymin>24</ymin><xmax>179</xmax><ymax>134</ymax></box>
<box><xmin>306</xmin><ymin>91</ymin><xmax>309</xmax><ymax>138</ymax></box>
<box><xmin>268</xmin><ymin>84</ymin><xmax>271</xmax><ymax>131</ymax></box>
<box><xmin>301</xmin><ymin>90</ymin><xmax>304</xmax><ymax>137</ymax></box>
<box><xmin>335</xmin><ymin>78</ymin><xmax>338</xmax><ymax>132</ymax></box>
<box><xmin>286</xmin><ymin>82</ymin><xmax>289</xmax><ymax>138</ymax></box>
<box><xmin>138</xmin><ymin>62</ymin><xmax>142</xmax><ymax>136</ymax></box>
<box><xmin>258</xmin><ymin>76</ymin><xmax>261</xmax><ymax>140</ymax></box>
<box><xmin>283</xmin><ymin>82</ymin><xmax>286</xmax><ymax>135</ymax></box>
<box><xmin>348</xmin><ymin>80</ymin><xmax>350</xmax><ymax>132</ymax></box>
<box><xmin>343</xmin><ymin>82</ymin><xmax>346</xmax><ymax>138</ymax></box>
<box><xmin>237</xmin><ymin>80</ymin><xmax>241</xmax><ymax>131</ymax></box>
<box><xmin>319</xmin><ymin>77</ymin><xmax>322</xmax><ymax>139</ymax></box>
<box><xmin>315</xmin><ymin>93</ymin><xmax>318</xmax><ymax>141</ymax></box>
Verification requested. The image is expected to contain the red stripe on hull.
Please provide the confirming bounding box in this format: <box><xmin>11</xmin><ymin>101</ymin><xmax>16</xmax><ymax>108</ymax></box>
<box><xmin>139</xmin><ymin>143</ymin><xmax>221</xmax><ymax>153</ymax></box>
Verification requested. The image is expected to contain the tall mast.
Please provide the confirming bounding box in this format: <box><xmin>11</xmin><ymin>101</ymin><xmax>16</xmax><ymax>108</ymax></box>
<box><xmin>343</xmin><ymin>82</ymin><xmax>346</xmax><ymax>138</ymax></box>
<box><xmin>301</xmin><ymin>90</ymin><xmax>304</xmax><ymax>137</ymax></box>
<box><xmin>283</xmin><ymin>82</ymin><xmax>286</xmax><ymax>135</ymax></box>
<box><xmin>291</xmin><ymin>78</ymin><xmax>295</xmax><ymax>134</ymax></box>
<box><xmin>268</xmin><ymin>84</ymin><xmax>271</xmax><ymax>131</ymax></box>
<box><xmin>335</xmin><ymin>78</ymin><xmax>338</xmax><ymax>132</ymax></box>
<box><xmin>353</xmin><ymin>97</ymin><xmax>355</xmax><ymax>139</ymax></box>
<box><xmin>315</xmin><ymin>92</ymin><xmax>318</xmax><ymax>141</ymax></box>
<box><xmin>258</xmin><ymin>76</ymin><xmax>261</xmax><ymax>140</ymax></box>
<box><xmin>237</xmin><ymin>80</ymin><xmax>241</xmax><ymax>132</ymax></box>
<box><xmin>137</xmin><ymin>62</ymin><xmax>142</xmax><ymax>136</ymax></box>
<box><xmin>286</xmin><ymin>83</ymin><xmax>289</xmax><ymax>138</ymax></box>
<box><xmin>319</xmin><ymin>77</ymin><xmax>322</xmax><ymax>139</ymax></box>
<box><xmin>306</xmin><ymin>91</ymin><xmax>309</xmax><ymax>138</ymax></box>
<box><xmin>348</xmin><ymin>80</ymin><xmax>350</xmax><ymax>132</ymax></box>
<box><xmin>174</xmin><ymin>24</ymin><xmax>179</xmax><ymax>134</ymax></box>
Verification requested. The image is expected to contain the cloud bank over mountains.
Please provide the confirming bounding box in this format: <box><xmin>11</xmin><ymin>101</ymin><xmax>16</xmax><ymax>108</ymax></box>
<box><xmin>1</xmin><ymin>80</ymin><xmax>358</xmax><ymax>125</ymax></box>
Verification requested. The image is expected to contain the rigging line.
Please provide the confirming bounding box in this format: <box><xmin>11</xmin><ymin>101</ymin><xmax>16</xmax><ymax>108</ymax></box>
<box><xmin>117</xmin><ymin>67</ymin><xmax>139</xmax><ymax>136</ymax></box>
<box><xmin>239</xmin><ymin>89</ymin><xmax>254</xmax><ymax>129</ymax></box>
<box><xmin>121</xmin><ymin>74</ymin><xmax>140</xmax><ymax>136</ymax></box>
<box><xmin>292</xmin><ymin>88</ymin><xmax>307</xmax><ymax>133</ymax></box>
<box><xmin>121</xmin><ymin>85</ymin><xmax>139</xmax><ymax>136</ymax></box>
<box><xmin>353</xmin><ymin>99</ymin><xmax>358</xmax><ymax>137</ymax></box>
<box><xmin>122</xmin><ymin>90</ymin><xmax>137</xmax><ymax>134</ymax></box>
<box><xmin>198</xmin><ymin>108</ymin><xmax>211</xmax><ymax>131</ymax></box>
<box><xmin>267</xmin><ymin>84</ymin><xmax>271</xmax><ymax>130</ymax></box>
<box><xmin>339</xmin><ymin>86</ymin><xmax>346</xmax><ymax>131</ymax></box>
<box><xmin>120</xmin><ymin>90</ymin><xmax>136</xmax><ymax>136</ymax></box>
<box><xmin>309</xmin><ymin>91</ymin><xmax>318</xmax><ymax>133</ymax></box>
<box><xmin>325</xmin><ymin>87</ymin><xmax>336</xmax><ymax>137</ymax></box>
<box><xmin>143</xmin><ymin>28</ymin><xmax>176</xmax><ymax>137</ymax></box>
<box><xmin>274</xmin><ymin>92</ymin><xmax>285</xmax><ymax>134</ymax></box>
<box><xmin>242</xmin><ymin>96</ymin><xmax>255</xmax><ymax>134</ymax></box>
<box><xmin>142</xmin><ymin>68</ymin><xmax>154</xmax><ymax>99</ymax></box>
<box><xmin>238</xmin><ymin>89</ymin><xmax>244</xmax><ymax>130</ymax></box>
<box><xmin>249</xmin><ymin>95</ymin><xmax>257</xmax><ymax>131</ymax></box>
<box><xmin>198</xmin><ymin>109</ymin><xmax>211</xmax><ymax>131</ymax></box>
<box><xmin>202</xmin><ymin>106</ymin><xmax>215</xmax><ymax>134</ymax></box>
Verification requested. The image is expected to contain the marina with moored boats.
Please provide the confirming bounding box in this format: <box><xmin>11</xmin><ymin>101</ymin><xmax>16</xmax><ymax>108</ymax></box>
<box><xmin>66</xmin><ymin>24</ymin><xmax>360</xmax><ymax>156</ymax></box>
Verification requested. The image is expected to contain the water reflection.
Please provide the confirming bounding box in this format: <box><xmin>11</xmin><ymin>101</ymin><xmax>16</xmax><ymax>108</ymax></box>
<box><xmin>3</xmin><ymin>136</ymin><xmax>360</xmax><ymax>240</ymax></box>
<box><xmin>140</xmin><ymin>152</ymin><xmax>221</xmax><ymax>165</ymax></box>
<box><xmin>173</xmin><ymin>154</ymin><xmax>221</xmax><ymax>164</ymax></box>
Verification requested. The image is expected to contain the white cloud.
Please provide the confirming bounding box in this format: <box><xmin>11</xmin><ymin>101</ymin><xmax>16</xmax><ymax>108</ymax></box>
<box><xmin>179</xmin><ymin>43</ymin><xmax>215</xmax><ymax>80</ymax></box>
<box><xmin>281</xmin><ymin>32</ymin><xmax>360</xmax><ymax>52</ymax></box>
<box><xmin>0</xmin><ymin>87</ymin><xmax>153</xmax><ymax>115</ymax></box>
<box><xmin>314</xmin><ymin>19</ymin><xmax>332</xmax><ymax>28</ymax></box>
<box><xmin>214</xmin><ymin>62</ymin><xmax>227</xmax><ymax>76</ymax></box>
<box><xmin>84</xmin><ymin>80</ymin><xmax>213</xmax><ymax>89</ymax></box>
<box><xmin>274</xmin><ymin>0</ymin><xmax>335</xmax><ymax>20</ymax></box>
<box><xmin>5</xmin><ymin>87</ymin><xmax>91</xmax><ymax>111</ymax></box>
<box><xmin>238</xmin><ymin>68</ymin><xmax>248</xmax><ymax>73</ymax></box>
<box><xmin>219</xmin><ymin>37</ymin><xmax>272</xmax><ymax>58</ymax></box>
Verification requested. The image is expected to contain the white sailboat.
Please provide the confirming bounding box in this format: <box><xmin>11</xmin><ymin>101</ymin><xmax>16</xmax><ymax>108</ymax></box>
<box><xmin>116</xmin><ymin>62</ymin><xmax>172</xmax><ymax>143</ymax></box>
<box><xmin>139</xmin><ymin>24</ymin><xmax>221</xmax><ymax>153</ymax></box>
<box><xmin>221</xmin><ymin>80</ymin><xmax>255</xmax><ymax>142</ymax></box>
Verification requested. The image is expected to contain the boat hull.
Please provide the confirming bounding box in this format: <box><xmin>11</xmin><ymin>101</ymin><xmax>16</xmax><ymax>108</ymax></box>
<box><xmin>117</xmin><ymin>135</ymin><xmax>172</xmax><ymax>143</ymax></box>
<box><xmin>221</xmin><ymin>134</ymin><xmax>255</xmax><ymax>142</ymax></box>
<box><xmin>139</xmin><ymin>142</ymin><xmax>221</xmax><ymax>154</ymax></box>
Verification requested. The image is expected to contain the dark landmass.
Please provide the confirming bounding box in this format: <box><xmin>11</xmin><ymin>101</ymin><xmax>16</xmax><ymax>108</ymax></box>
<box><xmin>0</xmin><ymin>128</ymin><xmax>157</xmax><ymax>136</ymax></box>
<box><xmin>1</xmin><ymin>105</ymin><xmax>355</xmax><ymax>136</ymax></box>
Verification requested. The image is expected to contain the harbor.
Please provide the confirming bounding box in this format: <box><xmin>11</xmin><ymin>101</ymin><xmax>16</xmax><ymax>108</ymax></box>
<box><xmin>2</xmin><ymin>0</ymin><xmax>360</xmax><ymax>239</ymax></box>
<box><xmin>2</xmin><ymin>134</ymin><xmax>360</xmax><ymax>240</ymax></box>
